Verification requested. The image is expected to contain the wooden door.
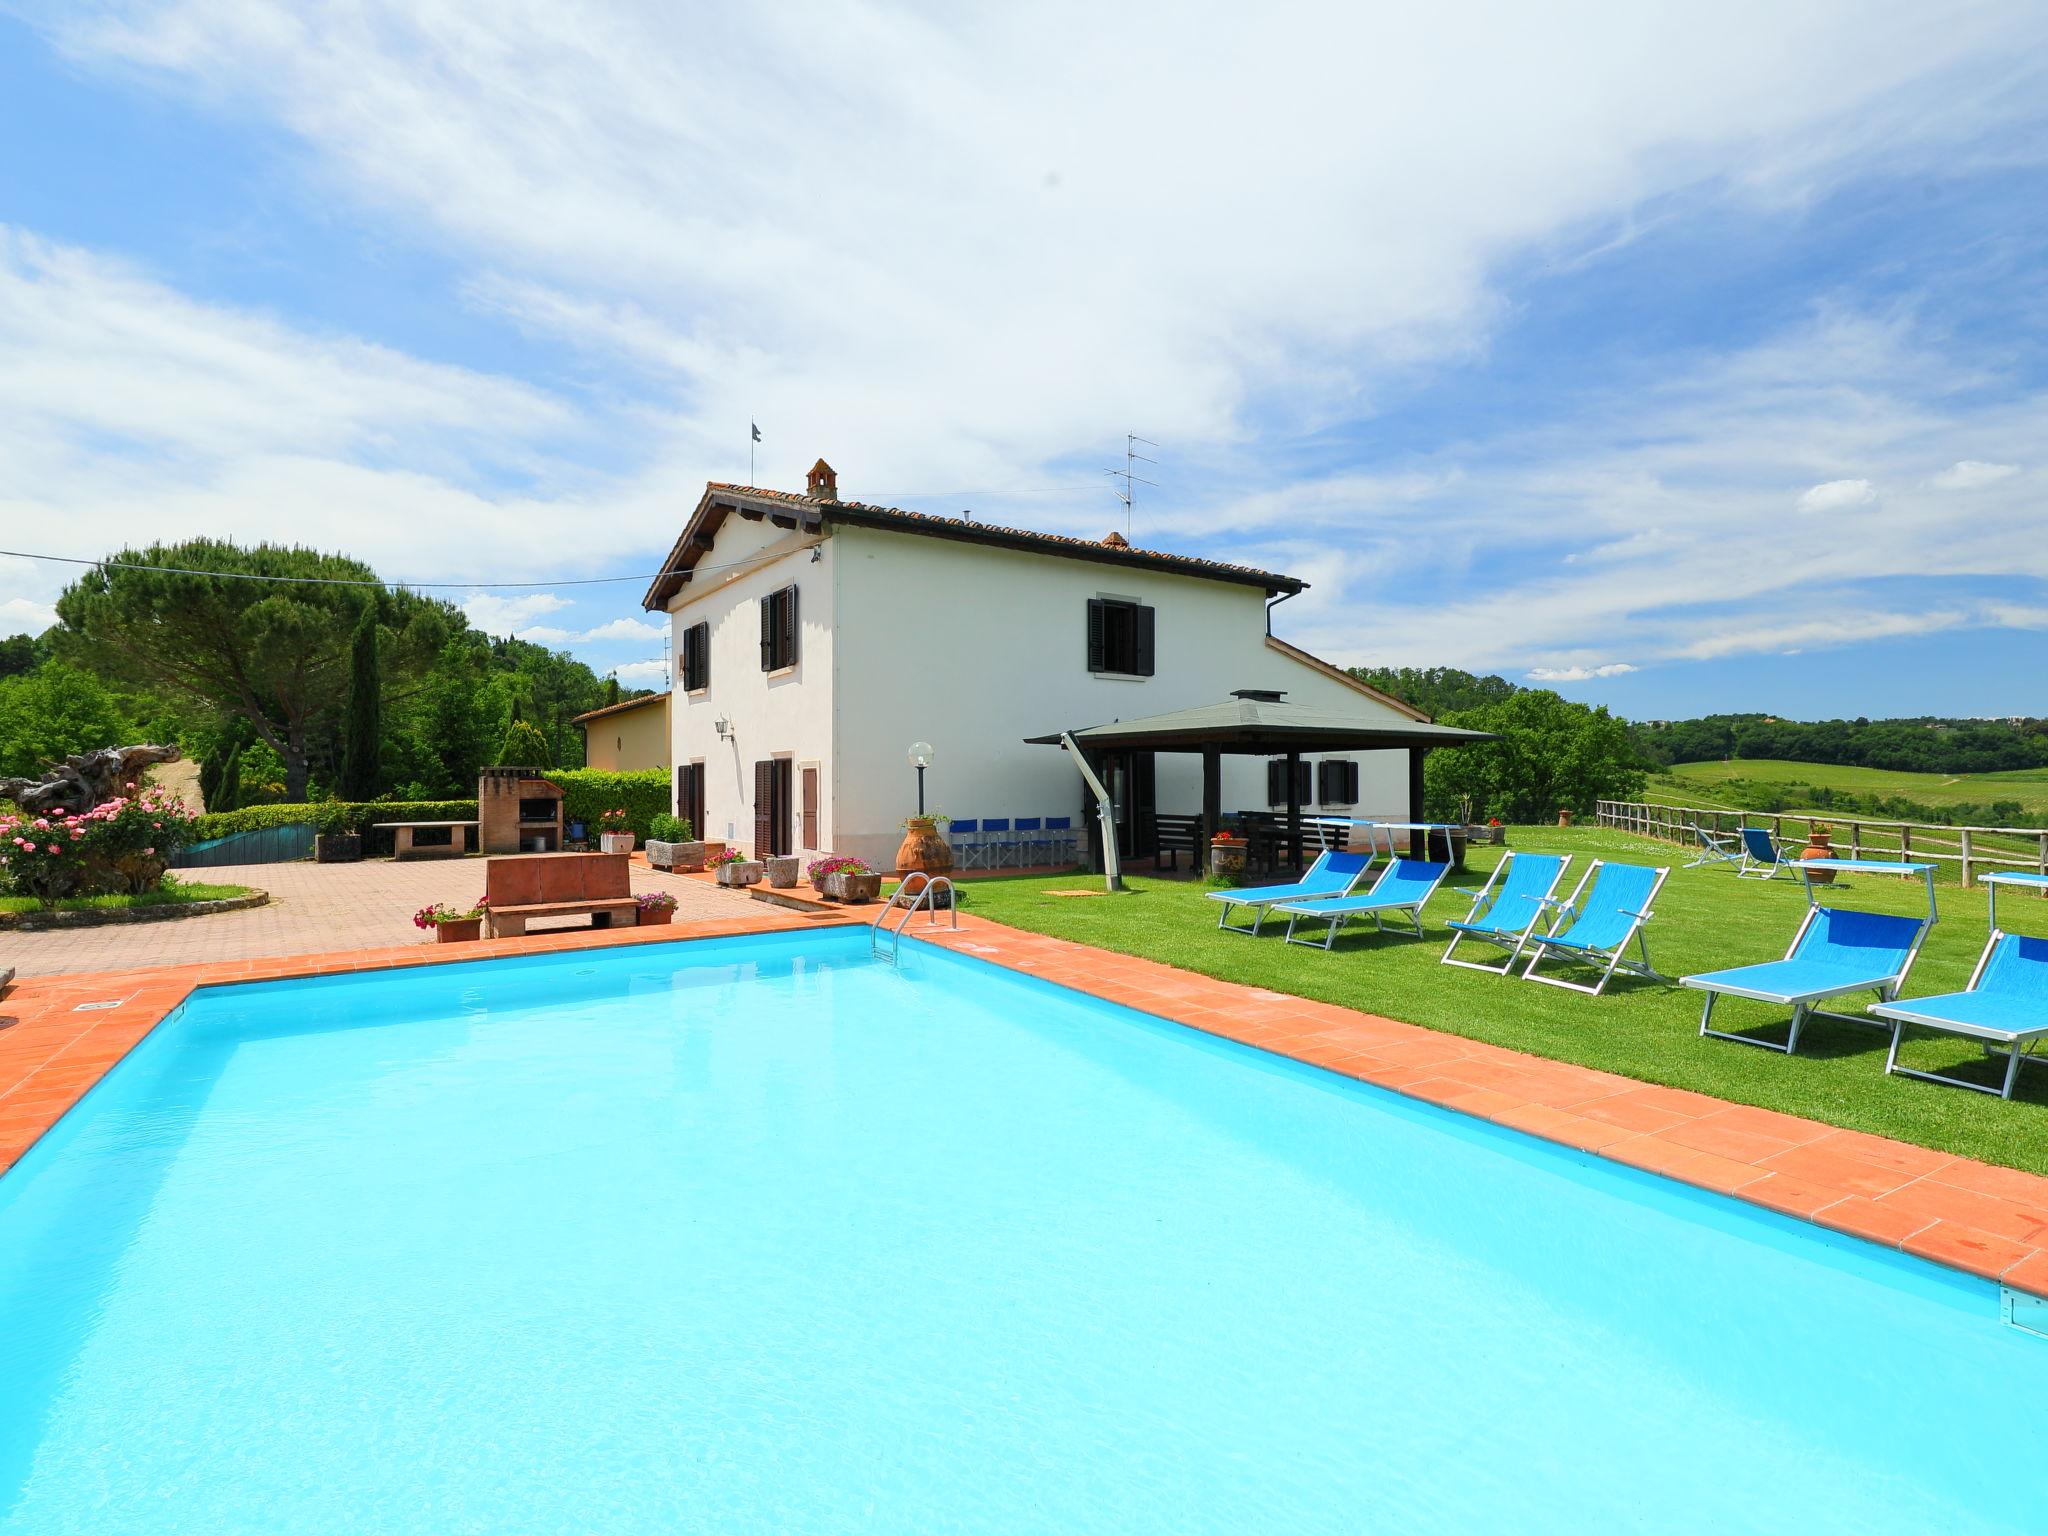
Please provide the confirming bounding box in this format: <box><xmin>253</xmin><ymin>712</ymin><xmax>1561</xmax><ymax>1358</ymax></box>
<box><xmin>800</xmin><ymin>765</ymin><xmax>819</xmax><ymax>849</ymax></box>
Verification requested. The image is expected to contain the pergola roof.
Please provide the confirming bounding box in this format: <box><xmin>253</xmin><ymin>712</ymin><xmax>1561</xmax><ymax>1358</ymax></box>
<box><xmin>1024</xmin><ymin>692</ymin><xmax>1496</xmax><ymax>754</ymax></box>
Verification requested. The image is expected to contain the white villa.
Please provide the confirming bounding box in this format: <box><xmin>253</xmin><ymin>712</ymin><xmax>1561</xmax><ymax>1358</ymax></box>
<box><xmin>641</xmin><ymin>459</ymin><xmax>1435</xmax><ymax>871</ymax></box>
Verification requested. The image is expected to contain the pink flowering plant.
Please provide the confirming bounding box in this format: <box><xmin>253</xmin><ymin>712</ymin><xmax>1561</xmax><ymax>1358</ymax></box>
<box><xmin>0</xmin><ymin>786</ymin><xmax>197</xmax><ymax>902</ymax></box>
<box><xmin>707</xmin><ymin>848</ymin><xmax>748</xmax><ymax>867</ymax></box>
<box><xmin>412</xmin><ymin>898</ymin><xmax>488</xmax><ymax>929</ymax></box>
<box><xmin>806</xmin><ymin>855</ymin><xmax>871</xmax><ymax>882</ymax></box>
<box><xmin>597</xmin><ymin>807</ymin><xmax>632</xmax><ymax>834</ymax></box>
<box><xmin>636</xmin><ymin>891</ymin><xmax>677</xmax><ymax>913</ymax></box>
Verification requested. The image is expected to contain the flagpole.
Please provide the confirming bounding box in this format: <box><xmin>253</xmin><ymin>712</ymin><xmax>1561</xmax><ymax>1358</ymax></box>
<box><xmin>750</xmin><ymin>419</ymin><xmax>755</xmax><ymax>487</ymax></box>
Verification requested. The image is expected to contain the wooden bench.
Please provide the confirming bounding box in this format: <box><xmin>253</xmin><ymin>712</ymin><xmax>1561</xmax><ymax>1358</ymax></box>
<box><xmin>482</xmin><ymin>852</ymin><xmax>640</xmax><ymax>938</ymax></box>
<box><xmin>1151</xmin><ymin>813</ymin><xmax>1204</xmax><ymax>871</ymax></box>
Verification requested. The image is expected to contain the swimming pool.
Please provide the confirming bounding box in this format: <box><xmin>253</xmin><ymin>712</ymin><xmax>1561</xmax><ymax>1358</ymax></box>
<box><xmin>1</xmin><ymin>928</ymin><xmax>2041</xmax><ymax>1533</ymax></box>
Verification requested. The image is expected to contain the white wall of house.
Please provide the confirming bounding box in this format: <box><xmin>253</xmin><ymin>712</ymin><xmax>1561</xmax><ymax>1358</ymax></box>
<box><xmin>666</xmin><ymin>517</ymin><xmax>837</xmax><ymax>851</ymax></box>
<box><xmin>663</xmin><ymin>512</ymin><xmax>1414</xmax><ymax>869</ymax></box>
<box><xmin>828</xmin><ymin>525</ymin><xmax>1409</xmax><ymax>868</ymax></box>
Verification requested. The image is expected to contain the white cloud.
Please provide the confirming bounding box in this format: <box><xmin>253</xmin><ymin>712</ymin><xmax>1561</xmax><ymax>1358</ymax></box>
<box><xmin>1929</xmin><ymin>458</ymin><xmax>2019</xmax><ymax>489</ymax></box>
<box><xmin>610</xmin><ymin>659</ymin><xmax>670</xmax><ymax>686</ymax></box>
<box><xmin>0</xmin><ymin>596</ymin><xmax>58</xmax><ymax>635</ymax></box>
<box><xmin>1796</xmin><ymin>477</ymin><xmax>1877</xmax><ymax>512</ymax></box>
<box><xmin>514</xmin><ymin>615</ymin><xmax>666</xmax><ymax>645</ymax></box>
<box><xmin>461</xmin><ymin>591</ymin><xmax>571</xmax><ymax>635</ymax></box>
<box><xmin>1527</xmin><ymin>663</ymin><xmax>1638</xmax><ymax>681</ymax></box>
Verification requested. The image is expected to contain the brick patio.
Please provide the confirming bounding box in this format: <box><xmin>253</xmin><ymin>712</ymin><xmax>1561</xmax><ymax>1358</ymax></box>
<box><xmin>3</xmin><ymin>855</ymin><xmax>764</xmax><ymax>978</ymax></box>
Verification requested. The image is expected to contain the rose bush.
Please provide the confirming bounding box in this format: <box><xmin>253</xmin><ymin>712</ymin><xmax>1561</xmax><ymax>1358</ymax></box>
<box><xmin>0</xmin><ymin>785</ymin><xmax>197</xmax><ymax>900</ymax></box>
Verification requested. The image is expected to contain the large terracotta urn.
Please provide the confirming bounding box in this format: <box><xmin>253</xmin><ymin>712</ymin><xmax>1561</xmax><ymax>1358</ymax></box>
<box><xmin>895</xmin><ymin>816</ymin><xmax>953</xmax><ymax>876</ymax></box>
<box><xmin>1799</xmin><ymin>824</ymin><xmax>1836</xmax><ymax>883</ymax></box>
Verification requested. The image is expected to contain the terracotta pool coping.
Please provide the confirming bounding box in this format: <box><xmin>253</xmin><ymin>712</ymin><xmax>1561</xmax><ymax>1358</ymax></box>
<box><xmin>3</xmin><ymin>902</ymin><xmax>2046</xmax><ymax>1301</ymax></box>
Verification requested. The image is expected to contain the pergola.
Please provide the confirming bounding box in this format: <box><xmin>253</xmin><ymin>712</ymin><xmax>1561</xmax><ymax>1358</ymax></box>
<box><xmin>1025</xmin><ymin>690</ymin><xmax>1496</xmax><ymax>877</ymax></box>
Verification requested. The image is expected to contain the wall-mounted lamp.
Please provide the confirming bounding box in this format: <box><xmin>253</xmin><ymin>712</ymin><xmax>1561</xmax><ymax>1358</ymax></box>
<box><xmin>809</xmin><ymin>545</ymin><xmax>822</xmax><ymax>563</ymax></box>
<box><xmin>715</xmin><ymin>717</ymin><xmax>733</xmax><ymax>741</ymax></box>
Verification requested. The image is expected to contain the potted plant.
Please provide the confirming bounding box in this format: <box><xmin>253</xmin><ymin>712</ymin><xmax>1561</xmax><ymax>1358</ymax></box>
<box><xmin>597</xmin><ymin>808</ymin><xmax>636</xmax><ymax>855</ymax></box>
<box><xmin>414</xmin><ymin>899</ymin><xmax>487</xmax><ymax>943</ymax></box>
<box><xmin>1209</xmin><ymin>828</ymin><xmax>1247</xmax><ymax>876</ymax></box>
<box><xmin>315</xmin><ymin>830</ymin><xmax>363</xmax><ymax>863</ymax></box>
<box><xmin>710</xmin><ymin>848</ymin><xmax>764</xmax><ymax>887</ymax></box>
<box><xmin>636</xmin><ymin>890</ymin><xmax>678</xmax><ymax>926</ymax></box>
<box><xmin>764</xmin><ymin>854</ymin><xmax>800</xmax><ymax>888</ymax></box>
<box><xmin>894</xmin><ymin>813</ymin><xmax>953</xmax><ymax>876</ymax></box>
<box><xmin>808</xmin><ymin>855</ymin><xmax>883</xmax><ymax>904</ymax></box>
<box><xmin>645</xmin><ymin>814</ymin><xmax>708</xmax><ymax>872</ymax></box>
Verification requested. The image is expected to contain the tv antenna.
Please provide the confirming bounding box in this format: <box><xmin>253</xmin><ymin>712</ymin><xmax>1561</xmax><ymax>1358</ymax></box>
<box><xmin>1103</xmin><ymin>434</ymin><xmax>1157</xmax><ymax>539</ymax></box>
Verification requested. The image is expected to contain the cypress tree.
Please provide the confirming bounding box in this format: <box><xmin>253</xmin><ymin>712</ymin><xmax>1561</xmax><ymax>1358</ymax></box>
<box><xmin>339</xmin><ymin>607</ymin><xmax>382</xmax><ymax>800</ymax></box>
<box><xmin>215</xmin><ymin>748</ymin><xmax>243</xmax><ymax>813</ymax></box>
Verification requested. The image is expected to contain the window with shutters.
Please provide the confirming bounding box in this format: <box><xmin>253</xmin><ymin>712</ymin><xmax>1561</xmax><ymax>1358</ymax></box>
<box><xmin>1316</xmin><ymin>759</ymin><xmax>1360</xmax><ymax>806</ymax></box>
<box><xmin>1085</xmin><ymin>597</ymin><xmax>1154</xmax><ymax>676</ymax></box>
<box><xmin>799</xmin><ymin>764</ymin><xmax>819</xmax><ymax>849</ymax></box>
<box><xmin>1266</xmin><ymin>758</ymin><xmax>1312</xmax><ymax>807</ymax></box>
<box><xmin>681</xmin><ymin>621</ymin><xmax>710</xmax><ymax>692</ymax></box>
<box><xmin>760</xmin><ymin>585</ymin><xmax>799</xmax><ymax>672</ymax></box>
<box><xmin>675</xmin><ymin>761</ymin><xmax>706</xmax><ymax>841</ymax></box>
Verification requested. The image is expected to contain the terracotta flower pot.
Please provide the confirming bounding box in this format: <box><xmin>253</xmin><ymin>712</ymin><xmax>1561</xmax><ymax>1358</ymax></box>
<box><xmin>895</xmin><ymin>817</ymin><xmax>953</xmax><ymax>876</ymax></box>
<box><xmin>435</xmin><ymin>918</ymin><xmax>482</xmax><ymax>943</ymax></box>
<box><xmin>1800</xmin><ymin>828</ymin><xmax>1836</xmax><ymax>883</ymax></box>
<box><xmin>639</xmin><ymin>907</ymin><xmax>675</xmax><ymax>926</ymax></box>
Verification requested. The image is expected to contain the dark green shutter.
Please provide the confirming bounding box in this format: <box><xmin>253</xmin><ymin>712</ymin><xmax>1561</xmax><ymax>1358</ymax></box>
<box><xmin>1086</xmin><ymin>599</ymin><xmax>1106</xmax><ymax>672</ymax></box>
<box><xmin>1133</xmin><ymin>604</ymin><xmax>1155</xmax><ymax>676</ymax></box>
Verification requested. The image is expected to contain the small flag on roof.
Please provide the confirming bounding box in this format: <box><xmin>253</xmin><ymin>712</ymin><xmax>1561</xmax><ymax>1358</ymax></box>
<box><xmin>751</xmin><ymin>421</ymin><xmax>762</xmax><ymax>442</ymax></box>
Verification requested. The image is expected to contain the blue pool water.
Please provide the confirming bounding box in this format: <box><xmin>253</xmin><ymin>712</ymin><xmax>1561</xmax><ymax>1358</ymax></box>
<box><xmin>1</xmin><ymin>928</ymin><xmax>2042</xmax><ymax>1534</ymax></box>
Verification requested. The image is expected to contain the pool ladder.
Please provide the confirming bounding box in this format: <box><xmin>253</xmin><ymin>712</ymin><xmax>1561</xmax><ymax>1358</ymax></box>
<box><xmin>871</xmin><ymin>874</ymin><xmax>959</xmax><ymax>962</ymax></box>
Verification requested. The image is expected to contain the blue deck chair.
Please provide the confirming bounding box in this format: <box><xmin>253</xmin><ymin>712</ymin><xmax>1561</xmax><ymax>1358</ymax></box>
<box><xmin>1206</xmin><ymin>849</ymin><xmax>1373</xmax><ymax>936</ymax></box>
<box><xmin>1682</xmin><ymin>860</ymin><xmax>1937</xmax><ymax>1055</ymax></box>
<box><xmin>950</xmin><ymin>819</ymin><xmax>985</xmax><ymax>869</ymax></box>
<box><xmin>1737</xmin><ymin>826</ymin><xmax>1789</xmax><ymax>880</ymax></box>
<box><xmin>1280</xmin><ymin>858</ymin><xmax>1452</xmax><ymax>950</ymax></box>
<box><xmin>1519</xmin><ymin>860</ymin><xmax>1670</xmax><ymax>996</ymax></box>
<box><xmin>1871</xmin><ymin>871</ymin><xmax>2048</xmax><ymax>1098</ymax></box>
<box><xmin>1440</xmin><ymin>852</ymin><xmax>1571</xmax><ymax>975</ymax></box>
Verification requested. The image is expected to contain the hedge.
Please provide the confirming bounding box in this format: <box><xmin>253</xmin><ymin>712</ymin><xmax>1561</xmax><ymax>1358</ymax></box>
<box><xmin>548</xmin><ymin>769</ymin><xmax>670</xmax><ymax>839</ymax></box>
<box><xmin>189</xmin><ymin>770</ymin><xmax>674</xmax><ymax>846</ymax></box>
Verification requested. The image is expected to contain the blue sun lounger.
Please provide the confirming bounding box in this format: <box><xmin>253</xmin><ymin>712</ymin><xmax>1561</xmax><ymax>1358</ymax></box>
<box><xmin>1682</xmin><ymin>859</ymin><xmax>1937</xmax><ymax>1055</ymax></box>
<box><xmin>1519</xmin><ymin>860</ymin><xmax>1670</xmax><ymax>995</ymax></box>
<box><xmin>1207</xmin><ymin>849</ymin><xmax>1373</xmax><ymax>935</ymax></box>
<box><xmin>1872</xmin><ymin>871</ymin><xmax>2048</xmax><ymax>1099</ymax></box>
<box><xmin>1280</xmin><ymin>857</ymin><xmax>1452</xmax><ymax>950</ymax></box>
<box><xmin>1737</xmin><ymin>826</ymin><xmax>1790</xmax><ymax>880</ymax></box>
<box><xmin>1440</xmin><ymin>852</ymin><xmax>1571</xmax><ymax>975</ymax></box>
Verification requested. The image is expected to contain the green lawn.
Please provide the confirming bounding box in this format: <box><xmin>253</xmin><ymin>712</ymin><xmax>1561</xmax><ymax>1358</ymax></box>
<box><xmin>0</xmin><ymin>876</ymin><xmax>253</xmax><ymax>916</ymax></box>
<box><xmin>1657</xmin><ymin>757</ymin><xmax>2048</xmax><ymax>817</ymax></box>
<box><xmin>935</xmin><ymin>826</ymin><xmax>2048</xmax><ymax>1175</ymax></box>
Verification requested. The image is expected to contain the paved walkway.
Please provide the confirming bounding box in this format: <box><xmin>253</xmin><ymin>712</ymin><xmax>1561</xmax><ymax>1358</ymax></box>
<box><xmin>4</xmin><ymin>856</ymin><xmax>763</xmax><ymax>978</ymax></box>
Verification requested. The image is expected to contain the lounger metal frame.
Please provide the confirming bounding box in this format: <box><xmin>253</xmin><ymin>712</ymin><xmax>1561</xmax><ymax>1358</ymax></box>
<box><xmin>1208</xmin><ymin>850</ymin><xmax>1368</xmax><ymax>937</ymax></box>
<box><xmin>1440</xmin><ymin>852</ymin><xmax>1571</xmax><ymax>976</ymax></box>
<box><xmin>1684</xmin><ymin>823</ymin><xmax>1743</xmax><ymax>871</ymax></box>
<box><xmin>1688</xmin><ymin>860</ymin><xmax>1938</xmax><ymax>1054</ymax></box>
<box><xmin>1873</xmin><ymin>872</ymin><xmax>2048</xmax><ymax>1099</ymax></box>
<box><xmin>1518</xmin><ymin>860</ymin><xmax>1670</xmax><ymax>996</ymax></box>
<box><xmin>1280</xmin><ymin>858</ymin><xmax>1452</xmax><ymax>951</ymax></box>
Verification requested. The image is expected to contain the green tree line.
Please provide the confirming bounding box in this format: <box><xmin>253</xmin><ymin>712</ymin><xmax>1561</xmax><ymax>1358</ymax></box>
<box><xmin>1</xmin><ymin>538</ymin><xmax>657</xmax><ymax>808</ymax></box>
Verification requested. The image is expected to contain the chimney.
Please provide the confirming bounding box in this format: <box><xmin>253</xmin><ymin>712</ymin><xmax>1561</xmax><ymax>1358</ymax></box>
<box><xmin>807</xmin><ymin>458</ymin><xmax>839</xmax><ymax>500</ymax></box>
<box><xmin>1102</xmin><ymin>530</ymin><xmax>1130</xmax><ymax>548</ymax></box>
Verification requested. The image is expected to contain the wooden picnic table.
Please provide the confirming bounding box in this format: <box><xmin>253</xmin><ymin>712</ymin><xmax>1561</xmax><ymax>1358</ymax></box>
<box><xmin>373</xmin><ymin>820</ymin><xmax>479</xmax><ymax>861</ymax></box>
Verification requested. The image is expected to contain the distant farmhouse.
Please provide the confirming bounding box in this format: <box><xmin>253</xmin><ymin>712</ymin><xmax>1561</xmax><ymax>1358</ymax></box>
<box><xmin>638</xmin><ymin>458</ymin><xmax>1431</xmax><ymax>870</ymax></box>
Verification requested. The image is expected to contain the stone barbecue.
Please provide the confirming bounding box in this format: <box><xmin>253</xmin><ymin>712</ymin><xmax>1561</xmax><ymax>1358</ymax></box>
<box><xmin>479</xmin><ymin>766</ymin><xmax>564</xmax><ymax>854</ymax></box>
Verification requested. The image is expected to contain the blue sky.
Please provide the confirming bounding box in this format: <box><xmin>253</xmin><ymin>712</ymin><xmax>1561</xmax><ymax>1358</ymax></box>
<box><xmin>2</xmin><ymin>3</ymin><xmax>2045</xmax><ymax>718</ymax></box>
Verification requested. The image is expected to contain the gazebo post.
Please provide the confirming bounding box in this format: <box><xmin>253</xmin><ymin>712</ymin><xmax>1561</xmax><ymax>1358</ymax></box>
<box><xmin>1408</xmin><ymin>747</ymin><xmax>1428</xmax><ymax>859</ymax></box>
<box><xmin>1199</xmin><ymin>746</ymin><xmax>1221</xmax><ymax>875</ymax></box>
<box><xmin>1285</xmin><ymin>750</ymin><xmax>1303</xmax><ymax>873</ymax></box>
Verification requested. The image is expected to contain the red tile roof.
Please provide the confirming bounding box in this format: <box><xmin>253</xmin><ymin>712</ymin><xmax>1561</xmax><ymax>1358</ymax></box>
<box><xmin>642</xmin><ymin>481</ymin><xmax>1304</xmax><ymax>609</ymax></box>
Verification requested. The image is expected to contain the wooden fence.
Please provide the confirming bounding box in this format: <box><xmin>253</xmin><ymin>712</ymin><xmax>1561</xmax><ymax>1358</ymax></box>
<box><xmin>1595</xmin><ymin>800</ymin><xmax>2048</xmax><ymax>888</ymax></box>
